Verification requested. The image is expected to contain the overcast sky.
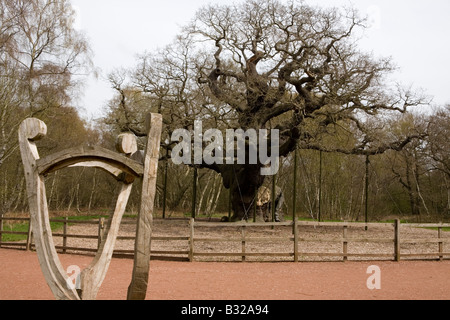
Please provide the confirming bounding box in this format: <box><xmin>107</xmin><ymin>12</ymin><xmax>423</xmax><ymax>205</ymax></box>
<box><xmin>71</xmin><ymin>0</ymin><xmax>450</xmax><ymax>119</ymax></box>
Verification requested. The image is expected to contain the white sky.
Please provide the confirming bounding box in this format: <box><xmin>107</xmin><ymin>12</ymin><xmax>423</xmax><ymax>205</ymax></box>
<box><xmin>71</xmin><ymin>0</ymin><xmax>450</xmax><ymax>120</ymax></box>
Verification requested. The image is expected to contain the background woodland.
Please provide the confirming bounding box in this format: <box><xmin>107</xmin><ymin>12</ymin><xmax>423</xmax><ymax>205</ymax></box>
<box><xmin>0</xmin><ymin>0</ymin><xmax>448</xmax><ymax>223</ymax></box>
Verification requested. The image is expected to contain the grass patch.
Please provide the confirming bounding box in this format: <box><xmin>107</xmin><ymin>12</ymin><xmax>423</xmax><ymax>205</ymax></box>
<box><xmin>1</xmin><ymin>220</ymin><xmax>66</xmax><ymax>242</ymax></box>
<box><xmin>423</xmin><ymin>226</ymin><xmax>450</xmax><ymax>232</ymax></box>
<box><xmin>1</xmin><ymin>222</ymin><xmax>30</xmax><ymax>242</ymax></box>
<box><xmin>0</xmin><ymin>214</ymin><xmax>134</xmax><ymax>243</ymax></box>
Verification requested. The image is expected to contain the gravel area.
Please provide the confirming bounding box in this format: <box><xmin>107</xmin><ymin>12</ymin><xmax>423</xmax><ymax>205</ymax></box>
<box><xmin>2</xmin><ymin>218</ymin><xmax>450</xmax><ymax>301</ymax></box>
<box><xmin>50</xmin><ymin>218</ymin><xmax>450</xmax><ymax>262</ymax></box>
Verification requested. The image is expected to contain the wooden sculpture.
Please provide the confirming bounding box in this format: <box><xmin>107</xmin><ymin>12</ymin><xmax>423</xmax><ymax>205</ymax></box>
<box><xmin>19</xmin><ymin>113</ymin><xmax>162</xmax><ymax>300</ymax></box>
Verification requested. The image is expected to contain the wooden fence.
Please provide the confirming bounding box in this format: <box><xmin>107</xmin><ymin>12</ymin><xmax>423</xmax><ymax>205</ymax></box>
<box><xmin>191</xmin><ymin>220</ymin><xmax>450</xmax><ymax>262</ymax></box>
<box><xmin>0</xmin><ymin>216</ymin><xmax>137</xmax><ymax>256</ymax></box>
<box><xmin>1</xmin><ymin>216</ymin><xmax>449</xmax><ymax>262</ymax></box>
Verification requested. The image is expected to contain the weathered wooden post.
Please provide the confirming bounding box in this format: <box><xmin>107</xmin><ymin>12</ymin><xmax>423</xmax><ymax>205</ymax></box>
<box><xmin>162</xmin><ymin>155</ymin><xmax>168</xmax><ymax>219</ymax></box>
<box><xmin>97</xmin><ymin>217</ymin><xmax>104</xmax><ymax>251</ymax></box>
<box><xmin>318</xmin><ymin>150</ymin><xmax>323</xmax><ymax>222</ymax></box>
<box><xmin>271</xmin><ymin>173</ymin><xmax>277</xmax><ymax>231</ymax></box>
<box><xmin>127</xmin><ymin>113</ymin><xmax>163</xmax><ymax>300</ymax></box>
<box><xmin>343</xmin><ymin>225</ymin><xmax>348</xmax><ymax>261</ymax></box>
<box><xmin>26</xmin><ymin>219</ymin><xmax>32</xmax><ymax>251</ymax></box>
<box><xmin>293</xmin><ymin>219</ymin><xmax>299</xmax><ymax>262</ymax></box>
<box><xmin>228</xmin><ymin>187</ymin><xmax>232</xmax><ymax>221</ymax></box>
<box><xmin>438</xmin><ymin>225</ymin><xmax>443</xmax><ymax>261</ymax></box>
<box><xmin>241</xmin><ymin>226</ymin><xmax>246</xmax><ymax>262</ymax></box>
<box><xmin>0</xmin><ymin>215</ymin><xmax>3</xmax><ymax>249</ymax></box>
<box><xmin>364</xmin><ymin>155</ymin><xmax>370</xmax><ymax>231</ymax></box>
<box><xmin>19</xmin><ymin>118</ymin><xmax>79</xmax><ymax>300</ymax></box>
<box><xmin>253</xmin><ymin>188</ymin><xmax>257</xmax><ymax>223</ymax></box>
<box><xmin>63</xmin><ymin>217</ymin><xmax>69</xmax><ymax>254</ymax></box>
<box><xmin>394</xmin><ymin>219</ymin><xmax>401</xmax><ymax>262</ymax></box>
<box><xmin>192</xmin><ymin>166</ymin><xmax>198</xmax><ymax>219</ymax></box>
<box><xmin>189</xmin><ymin>218</ymin><xmax>195</xmax><ymax>262</ymax></box>
<box><xmin>81</xmin><ymin>133</ymin><xmax>138</xmax><ymax>301</ymax></box>
<box><xmin>292</xmin><ymin>148</ymin><xmax>298</xmax><ymax>222</ymax></box>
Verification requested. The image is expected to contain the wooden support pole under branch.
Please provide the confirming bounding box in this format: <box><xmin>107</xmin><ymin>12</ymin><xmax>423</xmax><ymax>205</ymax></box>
<box><xmin>192</xmin><ymin>167</ymin><xmax>198</xmax><ymax>219</ymax></box>
<box><xmin>293</xmin><ymin>219</ymin><xmax>299</xmax><ymax>262</ymax></box>
<box><xmin>292</xmin><ymin>148</ymin><xmax>298</xmax><ymax>222</ymax></box>
<box><xmin>253</xmin><ymin>188</ymin><xmax>257</xmax><ymax>223</ymax></box>
<box><xmin>318</xmin><ymin>150</ymin><xmax>323</xmax><ymax>222</ymax></box>
<box><xmin>365</xmin><ymin>155</ymin><xmax>370</xmax><ymax>231</ymax></box>
<box><xmin>271</xmin><ymin>173</ymin><xmax>276</xmax><ymax>226</ymax></box>
<box><xmin>162</xmin><ymin>155</ymin><xmax>168</xmax><ymax>219</ymax></box>
<box><xmin>241</xmin><ymin>226</ymin><xmax>246</xmax><ymax>262</ymax></box>
<box><xmin>189</xmin><ymin>218</ymin><xmax>195</xmax><ymax>262</ymax></box>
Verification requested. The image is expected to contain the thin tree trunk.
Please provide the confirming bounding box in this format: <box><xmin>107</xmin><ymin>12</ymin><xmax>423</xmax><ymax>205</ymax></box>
<box><xmin>412</xmin><ymin>156</ymin><xmax>430</xmax><ymax>216</ymax></box>
<box><xmin>210</xmin><ymin>183</ymin><xmax>222</xmax><ymax>218</ymax></box>
<box><xmin>49</xmin><ymin>171</ymin><xmax>58</xmax><ymax>209</ymax></box>
<box><xmin>88</xmin><ymin>170</ymin><xmax>97</xmax><ymax>212</ymax></box>
<box><xmin>205</xmin><ymin>175</ymin><xmax>221</xmax><ymax>217</ymax></box>
<box><xmin>197</xmin><ymin>173</ymin><xmax>212</xmax><ymax>216</ymax></box>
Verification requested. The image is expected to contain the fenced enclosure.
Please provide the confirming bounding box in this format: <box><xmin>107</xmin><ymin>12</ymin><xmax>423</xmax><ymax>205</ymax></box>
<box><xmin>1</xmin><ymin>216</ymin><xmax>449</xmax><ymax>262</ymax></box>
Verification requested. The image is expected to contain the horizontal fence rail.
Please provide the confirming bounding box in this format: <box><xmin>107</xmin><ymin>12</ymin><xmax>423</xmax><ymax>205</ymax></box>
<box><xmin>1</xmin><ymin>216</ymin><xmax>449</xmax><ymax>262</ymax></box>
<box><xmin>190</xmin><ymin>220</ymin><xmax>395</xmax><ymax>262</ymax></box>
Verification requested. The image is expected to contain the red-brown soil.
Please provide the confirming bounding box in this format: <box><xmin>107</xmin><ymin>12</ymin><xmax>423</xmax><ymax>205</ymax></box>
<box><xmin>1</xmin><ymin>248</ymin><xmax>449</xmax><ymax>300</ymax></box>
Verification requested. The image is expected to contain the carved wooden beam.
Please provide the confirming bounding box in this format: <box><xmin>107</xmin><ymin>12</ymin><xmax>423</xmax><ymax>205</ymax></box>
<box><xmin>19</xmin><ymin>118</ymin><xmax>80</xmax><ymax>300</ymax></box>
<box><xmin>19</xmin><ymin>114</ymin><xmax>163</xmax><ymax>300</ymax></box>
<box><xmin>79</xmin><ymin>133</ymin><xmax>138</xmax><ymax>300</ymax></box>
<box><xmin>37</xmin><ymin>145</ymin><xmax>144</xmax><ymax>178</ymax></box>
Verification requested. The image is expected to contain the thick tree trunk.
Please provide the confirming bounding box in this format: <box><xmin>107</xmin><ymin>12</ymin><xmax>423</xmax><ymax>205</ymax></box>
<box><xmin>221</xmin><ymin>164</ymin><xmax>266</xmax><ymax>221</ymax></box>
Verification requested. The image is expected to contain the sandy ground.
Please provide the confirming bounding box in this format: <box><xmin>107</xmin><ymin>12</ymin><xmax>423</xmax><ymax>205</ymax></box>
<box><xmin>42</xmin><ymin>218</ymin><xmax>450</xmax><ymax>262</ymax></box>
<box><xmin>1</xmin><ymin>248</ymin><xmax>450</xmax><ymax>301</ymax></box>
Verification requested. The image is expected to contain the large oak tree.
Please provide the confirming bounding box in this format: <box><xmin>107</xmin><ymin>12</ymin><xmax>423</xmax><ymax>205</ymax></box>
<box><xmin>106</xmin><ymin>0</ymin><xmax>427</xmax><ymax>221</ymax></box>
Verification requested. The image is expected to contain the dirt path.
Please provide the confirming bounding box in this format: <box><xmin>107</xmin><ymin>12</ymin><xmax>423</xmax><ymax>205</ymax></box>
<box><xmin>1</xmin><ymin>249</ymin><xmax>449</xmax><ymax>300</ymax></box>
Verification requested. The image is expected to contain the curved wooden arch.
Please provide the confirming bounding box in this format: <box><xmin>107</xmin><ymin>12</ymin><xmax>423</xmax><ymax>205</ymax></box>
<box><xmin>37</xmin><ymin>145</ymin><xmax>144</xmax><ymax>179</ymax></box>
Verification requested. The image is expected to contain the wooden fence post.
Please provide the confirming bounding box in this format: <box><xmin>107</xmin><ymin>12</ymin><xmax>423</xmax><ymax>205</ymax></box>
<box><xmin>63</xmin><ymin>217</ymin><xmax>68</xmax><ymax>254</ymax></box>
<box><xmin>241</xmin><ymin>226</ymin><xmax>246</xmax><ymax>262</ymax></box>
<box><xmin>438</xmin><ymin>226</ymin><xmax>443</xmax><ymax>261</ymax></box>
<box><xmin>0</xmin><ymin>215</ymin><xmax>3</xmax><ymax>248</ymax></box>
<box><xmin>343</xmin><ymin>225</ymin><xmax>348</xmax><ymax>261</ymax></box>
<box><xmin>127</xmin><ymin>113</ymin><xmax>163</xmax><ymax>301</ymax></box>
<box><xmin>97</xmin><ymin>217</ymin><xmax>105</xmax><ymax>250</ymax></box>
<box><xmin>394</xmin><ymin>219</ymin><xmax>401</xmax><ymax>262</ymax></box>
<box><xmin>189</xmin><ymin>218</ymin><xmax>195</xmax><ymax>262</ymax></box>
<box><xmin>293</xmin><ymin>219</ymin><xmax>299</xmax><ymax>262</ymax></box>
<box><xmin>26</xmin><ymin>218</ymin><xmax>32</xmax><ymax>251</ymax></box>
